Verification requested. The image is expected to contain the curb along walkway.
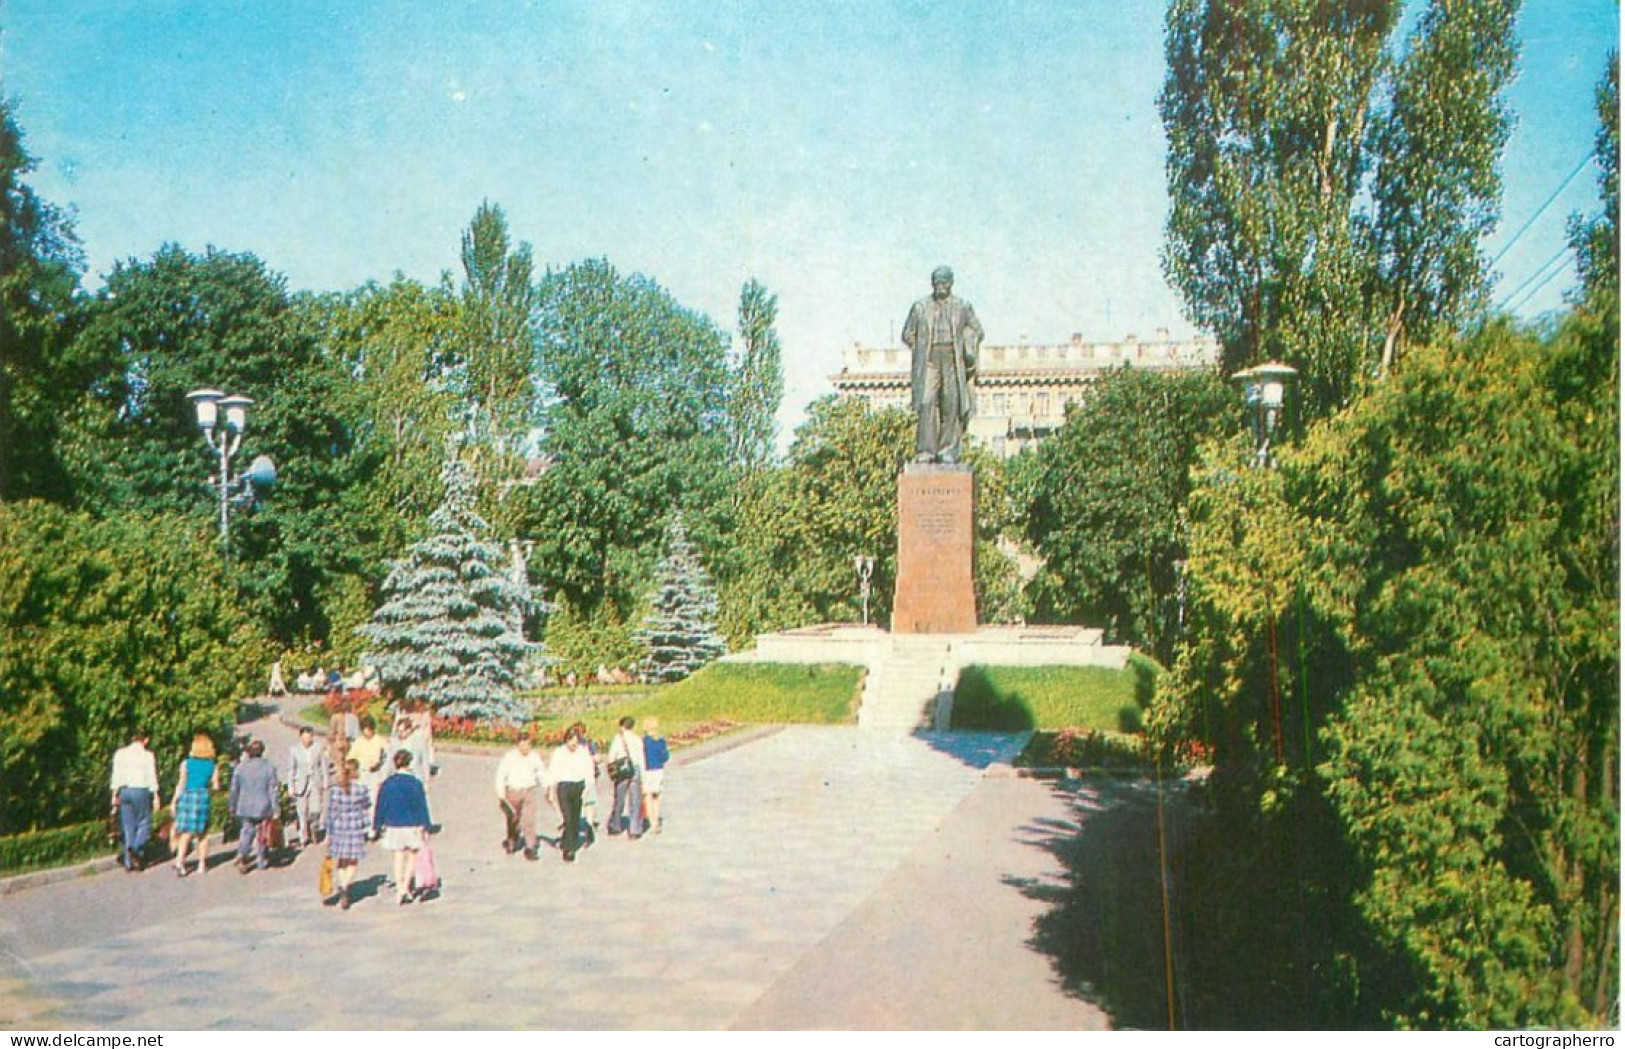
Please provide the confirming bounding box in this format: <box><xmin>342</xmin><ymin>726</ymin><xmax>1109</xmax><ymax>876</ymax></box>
<box><xmin>0</xmin><ymin>710</ymin><xmax>1106</xmax><ymax>1030</ymax></box>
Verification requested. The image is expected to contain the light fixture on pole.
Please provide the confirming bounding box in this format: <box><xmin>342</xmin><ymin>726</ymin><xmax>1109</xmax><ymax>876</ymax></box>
<box><xmin>187</xmin><ymin>388</ymin><xmax>275</xmax><ymax>556</ymax></box>
<box><xmin>1230</xmin><ymin>362</ymin><xmax>1297</xmax><ymax>468</ymax></box>
<box><xmin>854</xmin><ymin>554</ymin><xmax>876</xmax><ymax>627</ymax></box>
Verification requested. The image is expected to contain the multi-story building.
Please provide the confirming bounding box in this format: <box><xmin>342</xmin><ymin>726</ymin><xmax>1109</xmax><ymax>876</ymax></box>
<box><xmin>830</xmin><ymin>329</ymin><xmax>1221</xmax><ymax>457</ymax></box>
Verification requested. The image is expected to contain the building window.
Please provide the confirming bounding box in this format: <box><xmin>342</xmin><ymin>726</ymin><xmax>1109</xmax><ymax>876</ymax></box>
<box><xmin>1036</xmin><ymin>392</ymin><xmax>1051</xmax><ymax>416</ymax></box>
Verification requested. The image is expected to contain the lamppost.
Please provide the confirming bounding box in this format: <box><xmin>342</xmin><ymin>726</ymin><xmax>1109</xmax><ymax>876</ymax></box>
<box><xmin>1230</xmin><ymin>362</ymin><xmax>1298</xmax><ymax>468</ymax></box>
<box><xmin>187</xmin><ymin>388</ymin><xmax>275</xmax><ymax>556</ymax></box>
<box><xmin>853</xmin><ymin>554</ymin><xmax>875</xmax><ymax>626</ymax></box>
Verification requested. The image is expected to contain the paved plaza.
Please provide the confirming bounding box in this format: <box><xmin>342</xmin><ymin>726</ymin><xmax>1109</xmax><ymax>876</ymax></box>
<box><xmin>0</xmin><ymin>704</ymin><xmax>1112</xmax><ymax>1030</ymax></box>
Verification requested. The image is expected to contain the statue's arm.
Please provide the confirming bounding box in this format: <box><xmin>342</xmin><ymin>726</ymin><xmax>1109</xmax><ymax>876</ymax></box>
<box><xmin>901</xmin><ymin>303</ymin><xmax>920</xmax><ymax>349</ymax></box>
<box><xmin>963</xmin><ymin>305</ymin><xmax>984</xmax><ymax>371</ymax></box>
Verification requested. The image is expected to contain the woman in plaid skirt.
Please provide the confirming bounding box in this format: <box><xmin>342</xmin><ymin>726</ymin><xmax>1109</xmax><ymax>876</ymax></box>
<box><xmin>170</xmin><ymin>733</ymin><xmax>219</xmax><ymax>877</ymax></box>
<box><xmin>324</xmin><ymin>758</ymin><xmax>370</xmax><ymax>910</ymax></box>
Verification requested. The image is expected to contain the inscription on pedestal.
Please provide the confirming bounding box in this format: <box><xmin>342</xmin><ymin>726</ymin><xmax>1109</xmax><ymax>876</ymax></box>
<box><xmin>892</xmin><ymin>465</ymin><xmax>977</xmax><ymax>634</ymax></box>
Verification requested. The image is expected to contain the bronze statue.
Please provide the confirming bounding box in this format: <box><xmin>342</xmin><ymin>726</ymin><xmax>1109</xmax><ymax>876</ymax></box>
<box><xmin>901</xmin><ymin>265</ymin><xmax>983</xmax><ymax>464</ymax></box>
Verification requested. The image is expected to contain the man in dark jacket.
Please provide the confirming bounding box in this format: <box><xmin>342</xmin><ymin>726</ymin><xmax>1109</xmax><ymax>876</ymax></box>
<box><xmin>229</xmin><ymin>740</ymin><xmax>280</xmax><ymax>872</ymax></box>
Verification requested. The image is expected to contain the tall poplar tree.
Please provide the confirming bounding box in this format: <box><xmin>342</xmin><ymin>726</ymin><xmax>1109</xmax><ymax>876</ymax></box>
<box><xmin>454</xmin><ymin>201</ymin><xmax>537</xmax><ymax>455</ymax></box>
<box><xmin>1161</xmin><ymin>0</ymin><xmax>1520</xmax><ymax>418</ymax></box>
<box><xmin>727</xmin><ymin>278</ymin><xmax>784</xmax><ymax>478</ymax></box>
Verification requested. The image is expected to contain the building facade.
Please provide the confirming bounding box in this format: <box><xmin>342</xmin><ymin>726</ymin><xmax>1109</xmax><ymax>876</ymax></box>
<box><xmin>830</xmin><ymin>329</ymin><xmax>1221</xmax><ymax>458</ymax></box>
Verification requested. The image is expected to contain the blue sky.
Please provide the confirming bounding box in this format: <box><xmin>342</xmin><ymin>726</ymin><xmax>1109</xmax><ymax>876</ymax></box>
<box><xmin>1</xmin><ymin>2</ymin><xmax>1615</xmax><ymax>436</ymax></box>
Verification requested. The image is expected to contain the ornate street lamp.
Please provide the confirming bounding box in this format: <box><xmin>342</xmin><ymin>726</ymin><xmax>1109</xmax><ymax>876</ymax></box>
<box><xmin>187</xmin><ymin>388</ymin><xmax>275</xmax><ymax>556</ymax></box>
<box><xmin>1230</xmin><ymin>362</ymin><xmax>1298</xmax><ymax>468</ymax></box>
<box><xmin>854</xmin><ymin>554</ymin><xmax>876</xmax><ymax>626</ymax></box>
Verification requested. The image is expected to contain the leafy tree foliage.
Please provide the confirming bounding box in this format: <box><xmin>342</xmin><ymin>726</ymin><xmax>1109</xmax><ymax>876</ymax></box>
<box><xmin>1161</xmin><ymin>0</ymin><xmax>1518</xmax><ymax>417</ymax></box>
<box><xmin>727</xmin><ymin>278</ymin><xmax>784</xmax><ymax>478</ymax></box>
<box><xmin>59</xmin><ymin>246</ymin><xmax>360</xmax><ymax>644</ymax></box>
<box><xmin>0</xmin><ymin>97</ymin><xmax>84</xmax><ymax>502</ymax></box>
<box><xmin>719</xmin><ymin>396</ymin><xmax>912</xmax><ymax>645</ymax></box>
<box><xmin>1369</xmin><ymin>0</ymin><xmax>1517</xmax><ymax>373</ymax></box>
<box><xmin>1018</xmin><ymin>366</ymin><xmax>1230</xmax><ymax>660</ymax></box>
<box><xmin>541</xmin><ymin>595</ymin><xmax>643</xmax><ymax>684</ymax></box>
<box><xmin>1155</xmin><ymin>313</ymin><xmax>1617</xmax><ymax>1027</ymax></box>
<box><xmin>1569</xmin><ymin>56</ymin><xmax>1619</xmax><ymax>300</ymax></box>
<box><xmin>0</xmin><ymin>501</ymin><xmax>263</xmax><ymax>831</ymax></box>
<box><xmin>528</xmin><ymin>258</ymin><xmax>732</xmax><ymax>615</ymax></box>
<box><xmin>636</xmin><ymin>515</ymin><xmax>726</xmax><ymax>681</ymax></box>
<box><xmin>452</xmin><ymin>201</ymin><xmax>537</xmax><ymax>457</ymax></box>
<box><xmin>358</xmin><ymin>453</ymin><xmax>531</xmax><ymax>721</ymax></box>
<box><xmin>308</xmin><ymin>277</ymin><xmax>462</xmax><ymax>658</ymax></box>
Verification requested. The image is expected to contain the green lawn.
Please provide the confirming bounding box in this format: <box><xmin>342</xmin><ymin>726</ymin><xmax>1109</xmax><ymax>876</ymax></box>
<box><xmin>950</xmin><ymin>658</ymin><xmax>1159</xmax><ymax>732</ymax></box>
<box><xmin>519</xmin><ymin>661</ymin><xmax>865</xmax><ymax>744</ymax></box>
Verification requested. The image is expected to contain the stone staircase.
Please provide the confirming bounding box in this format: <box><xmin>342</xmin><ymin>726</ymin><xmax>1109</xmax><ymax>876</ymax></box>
<box><xmin>858</xmin><ymin>635</ymin><xmax>958</xmax><ymax>731</ymax></box>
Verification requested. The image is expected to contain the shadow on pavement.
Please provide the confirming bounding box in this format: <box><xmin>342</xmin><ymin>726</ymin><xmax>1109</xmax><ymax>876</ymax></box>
<box><xmin>912</xmin><ymin>729</ymin><xmax>1027</xmax><ymax>770</ymax></box>
<box><xmin>1003</xmin><ymin>777</ymin><xmax>1192</xmax><ymax>1031</ymax></box>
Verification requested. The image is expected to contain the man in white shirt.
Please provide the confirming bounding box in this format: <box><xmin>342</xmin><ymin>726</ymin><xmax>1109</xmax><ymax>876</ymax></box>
<box><xmin>109</xmin><ymin>728</ymin><xmax>160</xmax><ymax>872</ymax></box>
<box><xmin>494</xmin><ymin>736</ymin><xmax>547</xmax><ymax>860</ymax></box>
<box><xmin>546</xmin><ymin>727</ymin><xmax>597</xmax><ymax>863</ymax></box>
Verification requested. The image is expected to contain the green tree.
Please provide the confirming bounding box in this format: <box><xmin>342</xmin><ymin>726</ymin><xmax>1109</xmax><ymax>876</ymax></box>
<box><xmin>1018</xmin><ymin>366</ymin><xmax>1231</xmax><ymax>660</ymax></box>
<box><xmin>727</xmin><ymin>278</ymin><xmax>784</xmax><ymax>479</ymax></box>
<box><xmin>0</xmin><ymin>501</ymin><xmax>262</xmax><ymax>831</ymax></box>
<box><xmin>1569</xmin><ymin>56</ymin><xmax>1619</xmax><ymax>300</ymax></box>
<box><xmin>0</xmin><ymin>97</ymin><xmax>84</xmax><ymax>502</ymax></box>
<box><xmin>358</xmin><ymin>452</ymin><xmax>531</xmax><ymax>721</ymax></box>
<box><xmin>1369</xmin><ymin>0</ymin><xmax>1517</xmax><ymax>373</ymax></box>
<box><xmin>304</xmin><ymin>278</ymin><xmax>462</xmax><ymax>660</ymax></box>
<box><xmin>1161</xmin><ymin>0</ymin><xmax>1393</xmax><ymax>418</ymax></box>
<box><xmin>529</xmin><ymin>258</ymin><xmax>732</xmax><ymax>615</ymax></box>
<box><xmin>1161</xmin><ymin>0</ymin><xmax>1520</xmax><ymax>417</ymax></box>
<box><xmin>719</xmin><ymin>397</ymin><xmax>912</xmax><ymax>645</ymax></box>
<box><xmin>1155</xmin><ymin>314</ymin><xmax>1617</xmax><ymax>1026</ymax></box>
<box><xmin>58</xmin><ymin>247</ymin><xmax>360</xmax><ymax>645</ymax></box>
<box><xmin>452</xmin><ymin>201</ymin><xmax>537</xmax><ymax>457</ymax></box>
<box><xmin>635</xmin><ymin>514</ymin><xmax>726</xmax><ymax>681</ymax></box>
<box><xmin>541</xmin><ymin>595</ymin><xmax>643</xmax><ymax>685</ymax></box>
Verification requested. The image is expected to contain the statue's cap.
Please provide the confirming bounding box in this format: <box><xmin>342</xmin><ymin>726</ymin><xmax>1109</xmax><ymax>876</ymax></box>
<box><xmin>931</xmin><ymin>265</ymin><xmax>954</xmax><ymax>282</ymax></box>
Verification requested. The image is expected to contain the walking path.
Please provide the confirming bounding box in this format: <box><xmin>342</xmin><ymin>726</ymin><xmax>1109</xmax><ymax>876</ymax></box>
<box><xmin>0</xmin><ymin>701</ymin><xmax>1109</xmax><ymax>1030</ymax></box>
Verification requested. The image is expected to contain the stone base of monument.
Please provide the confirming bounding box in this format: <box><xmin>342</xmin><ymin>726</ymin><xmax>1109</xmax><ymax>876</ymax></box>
<box><xmin>892</xmin><ymin>462</ymin><xmax>977</xmax><ymax>634</ymax></box>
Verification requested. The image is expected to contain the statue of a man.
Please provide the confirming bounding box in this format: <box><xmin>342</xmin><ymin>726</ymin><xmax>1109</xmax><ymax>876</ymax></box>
<box><xmin>901</xmin><ymin>265</ymin><xmax>983</xmax><ymax>464</ymax></box>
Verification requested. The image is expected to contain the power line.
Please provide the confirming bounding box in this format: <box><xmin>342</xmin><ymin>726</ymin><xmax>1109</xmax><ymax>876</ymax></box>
<box><xmin>1506</xmin><ymin>252</ymin><xmax>1574</xmax><ymax>314</ymax></box>
<box><xmin>1497</xmin><ymin>244</ymin><xmax>1571</xmax><ymax>311</ymax></box>
<box><xmin>1489</xmin><ymin>154</ymin><xmax>1593</xmax><ymax>267</ymax></box>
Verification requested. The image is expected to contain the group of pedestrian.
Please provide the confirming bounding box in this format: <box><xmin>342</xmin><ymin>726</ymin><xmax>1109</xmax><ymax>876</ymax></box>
<box><xmin>496</xmin><ymin>717</ymin><xmax>669</xmax><ymax>864</ymax></box>
<box><xmin>108</xmin><ymin>707</ymin><xmax>669</xmax><ymax>909</ymax></box>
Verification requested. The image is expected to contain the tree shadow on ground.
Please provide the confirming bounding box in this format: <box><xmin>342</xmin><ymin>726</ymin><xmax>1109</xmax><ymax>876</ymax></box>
<box><xmin>1005</xmin><ymin>777</ymin><xmax>1198</xmax><ymax>1030</ymax></box>
<box><xmin>1009</xmin><ymin>775</ymin><xmax>1383</xmax><ymax>1030</ymax></box>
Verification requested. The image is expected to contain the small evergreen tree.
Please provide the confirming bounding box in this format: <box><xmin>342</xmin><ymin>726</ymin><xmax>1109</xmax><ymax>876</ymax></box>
<box><xmin>358</xmin><ymin>452</ymin><xmax>531</xmax><ymax>720</ymax></box>
<box><xmin>636</xmin><ymin>516</ymin><xmax>725</xmax><ymax>682</ymax></box>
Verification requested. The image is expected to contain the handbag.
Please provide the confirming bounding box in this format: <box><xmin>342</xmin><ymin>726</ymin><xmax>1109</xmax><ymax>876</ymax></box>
<box><xmin>318</xmin><ymin>855</ymin><xmax>334</xmax><ymax>897</ymax></box>
<box><xmin>608</xmin><ymin>756</ymin><xmax>635</xmax><ymax>783</ymax></box>
<box><xmin>413</xmin><ymin>842</ymin><xmax>439</xmax><ymax>893</ymax></box>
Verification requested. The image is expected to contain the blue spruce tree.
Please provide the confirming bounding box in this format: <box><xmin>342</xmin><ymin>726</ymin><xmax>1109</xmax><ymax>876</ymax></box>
<box><xmin>359</xmin><ymin>452</ymin><xmax>532</xmax><ymax>720</ymax></box>
<box><xmin>636</xmin><ymin>515</ymin><xmax>725</xmax><ymax>682</ymax></box>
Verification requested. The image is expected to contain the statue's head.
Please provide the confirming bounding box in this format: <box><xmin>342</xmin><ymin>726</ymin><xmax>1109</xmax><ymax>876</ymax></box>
<box><xmin>930</xmin><ymin>265</ymin><xmax>954</xmax><ymax>298</ymax></box>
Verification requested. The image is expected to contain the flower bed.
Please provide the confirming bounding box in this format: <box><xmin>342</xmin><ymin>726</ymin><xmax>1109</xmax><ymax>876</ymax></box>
<box><xmin>431</xmin><ymin>714</ymin><xmax>739</xmax><ymax>753</ymax></box>
<box><xmin>1018</xmin><ymin>728</ymin><xmax>1155</xmax><ymax>772</ymax></box>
